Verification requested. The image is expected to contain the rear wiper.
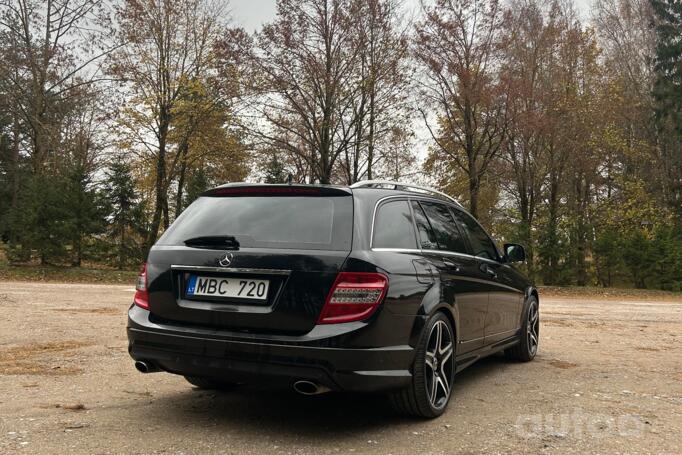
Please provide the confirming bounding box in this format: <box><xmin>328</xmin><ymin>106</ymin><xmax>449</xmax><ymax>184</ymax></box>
<box><xmin>184</xmin><ymin>236</ymin><xmax>240</xmax><ymax>250</ymax></box>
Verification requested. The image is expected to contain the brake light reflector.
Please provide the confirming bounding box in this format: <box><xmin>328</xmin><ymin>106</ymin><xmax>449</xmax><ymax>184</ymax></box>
<box><xmin>210</xmin><ymin>186</ymin><xmax>322</xmax><ymax>196</ymax></box>
<box><xmin>317</xmin><ymin>272</ymin><xmax>389</xmax><ymax>324</ymax></box>
<box><xmin>133</xmin><ymin>263</ymin><xmax>149</xmax><ymax>310</ymax></box>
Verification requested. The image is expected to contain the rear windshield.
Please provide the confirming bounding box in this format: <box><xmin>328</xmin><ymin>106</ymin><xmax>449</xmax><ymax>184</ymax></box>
<box><xmin>157</xmin><ymin>195</ymin><xmax>353</xmax><ymax>251</ymax></box>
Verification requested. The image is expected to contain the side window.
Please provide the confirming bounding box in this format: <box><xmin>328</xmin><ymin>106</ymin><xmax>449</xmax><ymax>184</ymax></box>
<box><xmin>372</xmin><ymin>200</ymin><xmax>418</xmax><ymax>249</ymax></box>
<box><xmin>420</xmin><ymin>202</ymin><xmax>468</xmax><ymax>253</ymax></box>
<box><xmin>410</xmin><ymin>201</ymin><xmax>437</xmax><ymax>249</ymax></box>
<box><xmin>451</xmin><ymin>209</ymin><xmax>499</xmax><ymax>261</ymax></box>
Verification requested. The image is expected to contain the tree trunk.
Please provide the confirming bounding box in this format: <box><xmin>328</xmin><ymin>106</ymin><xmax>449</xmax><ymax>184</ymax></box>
<box><xmin>162</xmin><ymin>198</ymin><xmax>170</xmax><ymax>230</ymax></box>
<box><xmin>468</xmin><ymin>176</ymin><xmax>479</xmax><ymax>219</ymax></box>
<box><xmin>367</xmin><ymin>87</ymin><xmax>376</xmax><ymax>180</ymax></box>
<box><xmin>464</xmin><ymin>95</ymin><xmax>478</xmax><ymax>218</ymax></box>
<box><xmin>175</xmin><ymin>150</ymin><xmax>188</xmax><ymax>219</ymax></box>
<box><xmin>119</xmin><ymin>220</ymin><xmax>125</xmax><ymax>271</ymax></box>
<box><xmin>518</xmin><ymin>171</ymin><xmax>535</xmax><ymax>280</ymax></box>
<box><xmin>571</xmin><ymin>175</ymin><xmax>589</xmax><ymax>286</ymax></box>
<box><xmin>147</xmin><ymin>117</ymin><xmax>168</xmax><ymax>250</ymax></box>
<box><xmin>544</xmin><ymin>175</ymin><xmax>561</xmax><ymax>285</ymax></box>
<box><xmin>6</xmin><ymin>114</ymin><xmax>21</xmax><ymax>242</ymax></box>
<box><xmin>73</xmin><ymin>236</ymin><xmax>82</xmax><ymax>267</ymax></box>
<box><xmin>350</xmin><ymin>83</ymin><xmax>366</xmax><ymax>184</ymax></box>
<box><xmin>11</xmin><ymin>114</ymin><xmax>20</xmax><ymax>212</ymax></box>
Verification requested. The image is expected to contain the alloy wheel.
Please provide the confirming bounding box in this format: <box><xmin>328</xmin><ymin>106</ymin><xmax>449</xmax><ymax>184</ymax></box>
<box><xmin>527</xmin><ymin>302</ymin><xmax>539</xmax><ymax>356</ymax></box>
<box><xmin>424</xmin><ymin>320</ymin><xmax>454</xmax><ymax>409</ymax></box>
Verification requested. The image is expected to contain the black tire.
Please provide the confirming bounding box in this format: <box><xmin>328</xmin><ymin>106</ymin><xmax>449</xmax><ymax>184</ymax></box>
<box><xmin>388</xmin><ymin>312</ymin><xmax>455</xmax><ymax>418</ymax></box>
<box><xmin>184</xmin><ymin>375</ymin><xmax>239</xmax><ymax>390</ymax></box>
<box><xmin>505</xmin><ymin>296</ymin><xmax>539</xmax><ymax>362</ymax></box>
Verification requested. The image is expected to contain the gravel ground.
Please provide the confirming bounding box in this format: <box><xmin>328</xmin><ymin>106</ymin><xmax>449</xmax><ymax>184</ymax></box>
<box><xmin>0</xmin><ymin>281</ymin><xmax>680</xmax><ymax>454</ymax></box>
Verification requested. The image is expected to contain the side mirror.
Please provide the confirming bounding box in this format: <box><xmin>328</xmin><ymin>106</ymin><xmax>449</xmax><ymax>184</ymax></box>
<box><xmin>504</xmin><ymin>243</ymin><xmax>526</xmax><ymax>263</ymax></box>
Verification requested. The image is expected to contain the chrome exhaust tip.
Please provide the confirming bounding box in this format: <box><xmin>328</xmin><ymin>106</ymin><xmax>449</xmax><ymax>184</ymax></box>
<box><xmin>134</xmin><ymin>360</ymin><xmax>160</xmax><ymax>373</ymax></box>
<box><xmin>293</xmin><ymin>380</ymin><xmax>331</xmax><ymax>395</ymax></box>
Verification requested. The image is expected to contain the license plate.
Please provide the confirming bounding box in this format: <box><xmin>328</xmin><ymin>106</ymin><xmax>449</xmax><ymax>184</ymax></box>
<box><xmin>186</xmin><ymin>275</ymin><xmax>270</xmax><ymax>300</ymax></box>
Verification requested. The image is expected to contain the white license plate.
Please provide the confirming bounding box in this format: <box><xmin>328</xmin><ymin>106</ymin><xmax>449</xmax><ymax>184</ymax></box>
<box><xmin>186</xmin><ymin>275</ymin><xmax>269</xmax><ymax>300</ymax></box>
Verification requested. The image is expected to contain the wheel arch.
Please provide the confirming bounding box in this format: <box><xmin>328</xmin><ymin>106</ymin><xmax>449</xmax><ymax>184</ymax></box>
<box><xmin>517</xmin><ymin>285</ymin><xmax>539</xmax><ymax>328</ymax></box>
<box><xmin>529</xmin><ymin>287</ymin><xmax>539</xmax><ymax>304</ymax></box>
<box><xmin>410</xmin><ymin>283</ymin><xmax>460</xmax><ymax>348</ymax></box>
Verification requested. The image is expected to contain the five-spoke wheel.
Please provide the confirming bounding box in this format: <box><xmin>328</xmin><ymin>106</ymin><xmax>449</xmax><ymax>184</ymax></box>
<box><xmin>527</xmin><ymin>300</ymin><xmax>539</xmax><ymax>356</ymax></box>
<box><xmin>425</xmin><ymin>319</ymin><xmax>454</xmax><ymax>409</ymax></box>
<box><xmin>505</xmin><ymin>295</ymin><xmax>539</xmax><ymax>362</ymax></box>
<box><xmin>389</xmin><ymin>312</ymin><xmax>455</xmax><ymax>418</ymax></box>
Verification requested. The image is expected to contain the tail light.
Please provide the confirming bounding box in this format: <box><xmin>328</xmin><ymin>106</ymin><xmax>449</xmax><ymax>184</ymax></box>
<box><xmin>133</xmin><ymin>263</ymin><xmax>149</xmax><ymax>310</ymax></box>
<box><xmin>317</xmin><ymin>272</ymin><xmax>389</xmax><ymax>324</ymax></box>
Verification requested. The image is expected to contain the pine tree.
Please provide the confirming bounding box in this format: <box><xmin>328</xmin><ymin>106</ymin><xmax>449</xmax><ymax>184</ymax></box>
<box><xmin>651</xmin><ymin>0</ymin><xmax>682</xmax><ymax>129</ymax></box>
<box><xmin>651</xmin><ymin>0</ymin><xmax>682</xmax><ymax>215</ymax></box>
<box><xmin>65</xmin><ymin>164</ymin><xmax>107</xmax><ymax>267</ymax></box>
<box><xmin>102</xmin><ymin>159</ymin><xmax>146</xmax><ymax>269</ymax></box>
<box><xmin>263</xmin><ymin>154</ymin><xmax>288</xmax><ymax>184</ymax></box>
<box><xmin>183</xmin><ymin>168</ymin><xmax>210</xmax><ymax>209</ymax></box>
<box><xmin>9</xmin><ymin>174</ymin><xmax>73</xmax><ymax>265</ymax></box>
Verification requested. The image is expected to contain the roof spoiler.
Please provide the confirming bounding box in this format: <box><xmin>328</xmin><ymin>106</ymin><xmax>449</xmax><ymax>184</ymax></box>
<box><xmin>203</xmin><ymin>183</ymin><xmax>352</xmax><ymax>197</ymax></box>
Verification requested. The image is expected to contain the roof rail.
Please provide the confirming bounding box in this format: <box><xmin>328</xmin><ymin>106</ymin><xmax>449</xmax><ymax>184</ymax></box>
<box><xmin>350</xmin><ymin>180</ymin><xmax>463</xmax><ymax>208</ymax></box>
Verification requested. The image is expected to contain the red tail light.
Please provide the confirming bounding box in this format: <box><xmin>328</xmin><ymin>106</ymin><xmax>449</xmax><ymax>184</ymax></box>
<box><xmin>133</xmin><ymin>263</ymin><xmax>149</xmax><ymax>310</ymax></box>
<box><xmin>317</xmin><ymin>272</ymin><xmax>389</xmax><ymax>324</ymax></box>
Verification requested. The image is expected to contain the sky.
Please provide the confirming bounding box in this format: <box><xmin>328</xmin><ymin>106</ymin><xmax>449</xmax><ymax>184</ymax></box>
<box><xmin>229</xmin><ymin>0</ymin><xmax>596</xmax><ymax>32</ymax></box>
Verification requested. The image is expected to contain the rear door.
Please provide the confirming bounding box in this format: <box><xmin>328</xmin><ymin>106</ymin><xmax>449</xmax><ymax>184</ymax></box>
<box><xmin>146</xmin><ymin>186</ymin><xmax>353</xmax><ymax>335</ymax></box>
<box><xmin>411</xmin><ymin>200</ymin><xmax>488</xmax><ymax>353</ymax></box>
<box><xmin>450</xmin><ymin>209</ymin><xmax>524</xmax><ymax>344</ymax></box>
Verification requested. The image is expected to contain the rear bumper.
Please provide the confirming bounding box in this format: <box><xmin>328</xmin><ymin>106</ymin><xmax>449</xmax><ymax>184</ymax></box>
<box><xmin>127</xmin><ymin>305</ymin><xmax>414</xmax><ymax>392</ymax></box>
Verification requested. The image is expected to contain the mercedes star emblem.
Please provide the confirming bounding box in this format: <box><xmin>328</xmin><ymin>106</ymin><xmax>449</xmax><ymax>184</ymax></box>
<box><xmin>218</xmin><ymin>253</ymin><xmax>234</xmax><ymax>267</ymax></box>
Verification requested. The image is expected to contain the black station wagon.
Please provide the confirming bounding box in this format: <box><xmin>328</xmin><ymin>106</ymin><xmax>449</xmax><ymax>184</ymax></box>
<box><xmin>127</xmin><ymin>181</ymin><xmax>539</xmax><ymax>418</ymax></box>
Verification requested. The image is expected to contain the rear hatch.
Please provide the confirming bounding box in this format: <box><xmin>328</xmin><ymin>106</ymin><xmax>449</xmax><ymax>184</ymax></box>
<box><xmin>146</xmin><ymin>185</ymin><xmax>353</xmax><ymax>335</ymax></box>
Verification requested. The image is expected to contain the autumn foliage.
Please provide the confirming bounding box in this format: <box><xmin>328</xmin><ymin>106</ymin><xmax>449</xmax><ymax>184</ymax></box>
<box><xmin>0</xmin><ymin>0</ymin><xmax>680</xmax><ymax>288</ymax></box>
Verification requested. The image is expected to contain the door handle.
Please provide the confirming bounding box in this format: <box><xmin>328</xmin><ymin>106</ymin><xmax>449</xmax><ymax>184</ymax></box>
<box><xmin>485</xmin><ymin>266</ymin><xmax>497</xmax><ymax>278</ymax></box>
<box><xmin>442</xmin><ymin>260</ymin><xmax>460</xmax><ymax>272</ymax></box>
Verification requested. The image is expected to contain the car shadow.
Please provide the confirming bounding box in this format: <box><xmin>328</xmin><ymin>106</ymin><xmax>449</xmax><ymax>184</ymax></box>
<box><xmin>136</xmin><ymin>353</ymin><xmax>516</xmax><ymax>440</ymax></box>
<box><xmin>140</xmin><ymin>385</ymin><xmax>405</xmax><ymax>439</ymax></box>
<box><xmin>453</xmin><ymin>353</ymin><xmax>517</xmax><ymax>392</ymax></box>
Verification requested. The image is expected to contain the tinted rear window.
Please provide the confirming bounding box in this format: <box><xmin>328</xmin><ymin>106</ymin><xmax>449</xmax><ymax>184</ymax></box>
<box><xmin>411</xmin><ymin>201</ymin><xmax>438</xmax><ymax>249</ymax></box>
<box><xmin>158</xmin><ymin>196</ymin><xmax>353</xmax><ymax>250</ymax></box>
<box><xmin>372</xmin><ymin>200</ymin><xmax>417</xmax><ymax>249</ymax></box>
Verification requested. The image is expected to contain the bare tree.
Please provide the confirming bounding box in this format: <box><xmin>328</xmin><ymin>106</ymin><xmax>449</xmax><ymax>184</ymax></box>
<box><xmin>595</xmin><ymin>0</ymin><xmax>657</xmax><ymax>120</ymax></box>
<box><xmin>415</xmin><ymin>0</ymin><xmax>508</xmax><ymax>218</ymax></box>
<box><xmin>108</xmin><ymin>0</ymin><xmax>229</xmax><ymax>248</ymax></box>
<box><xmin>340</xmin><ymin>0</ymin><xmax>413</xmax><ymax>183</ymax></box>
<box><xmin>0</xmin><ymin>0</ymin><xmax>113</xmax><ymax>256</ymax></box>
<box><xmin>593</xmin><ymin>0</ymin><xmax>677</xmax><ymax>203</ymax></box>
<box><xmin>246</xmin><ymin>0</ymin><xmax>365</xmax><ymax>184</ymax></box>
<box><xmin>498</xmin><ymin>0</ymin><xmax>565</xmax><ymax>277</ymax></box>
<box><xmin>0</xmin><ymin>0</ymin><xmax>112</xmax><ymax>173</ymax></box>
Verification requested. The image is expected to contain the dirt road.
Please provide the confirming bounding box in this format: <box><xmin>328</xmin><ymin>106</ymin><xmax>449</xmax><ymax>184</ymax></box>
<box><xmin>0</xmin><ymin>282</ymin><xmax>680</xmax><ymax>454</ymax></box>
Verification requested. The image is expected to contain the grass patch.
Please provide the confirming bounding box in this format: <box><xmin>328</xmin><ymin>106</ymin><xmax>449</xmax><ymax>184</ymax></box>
<box><xmin>0</xmin><ymin>340</ymin><xmax>93</xmax><ymax>376</ymax></box>
<box><xmin>0</xmin><ymin>340</ymin><xmax>93</xmax><ymax>363</ymax></box>
<box><xmin>0</xmin><ymin>264</ymin><xmax>137</xmax><ymax>284</ymax></box>
<box><xmin>539</xmin><ymin>285</ymin><xmax>682</xmax><ymax>300</ymax></box>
